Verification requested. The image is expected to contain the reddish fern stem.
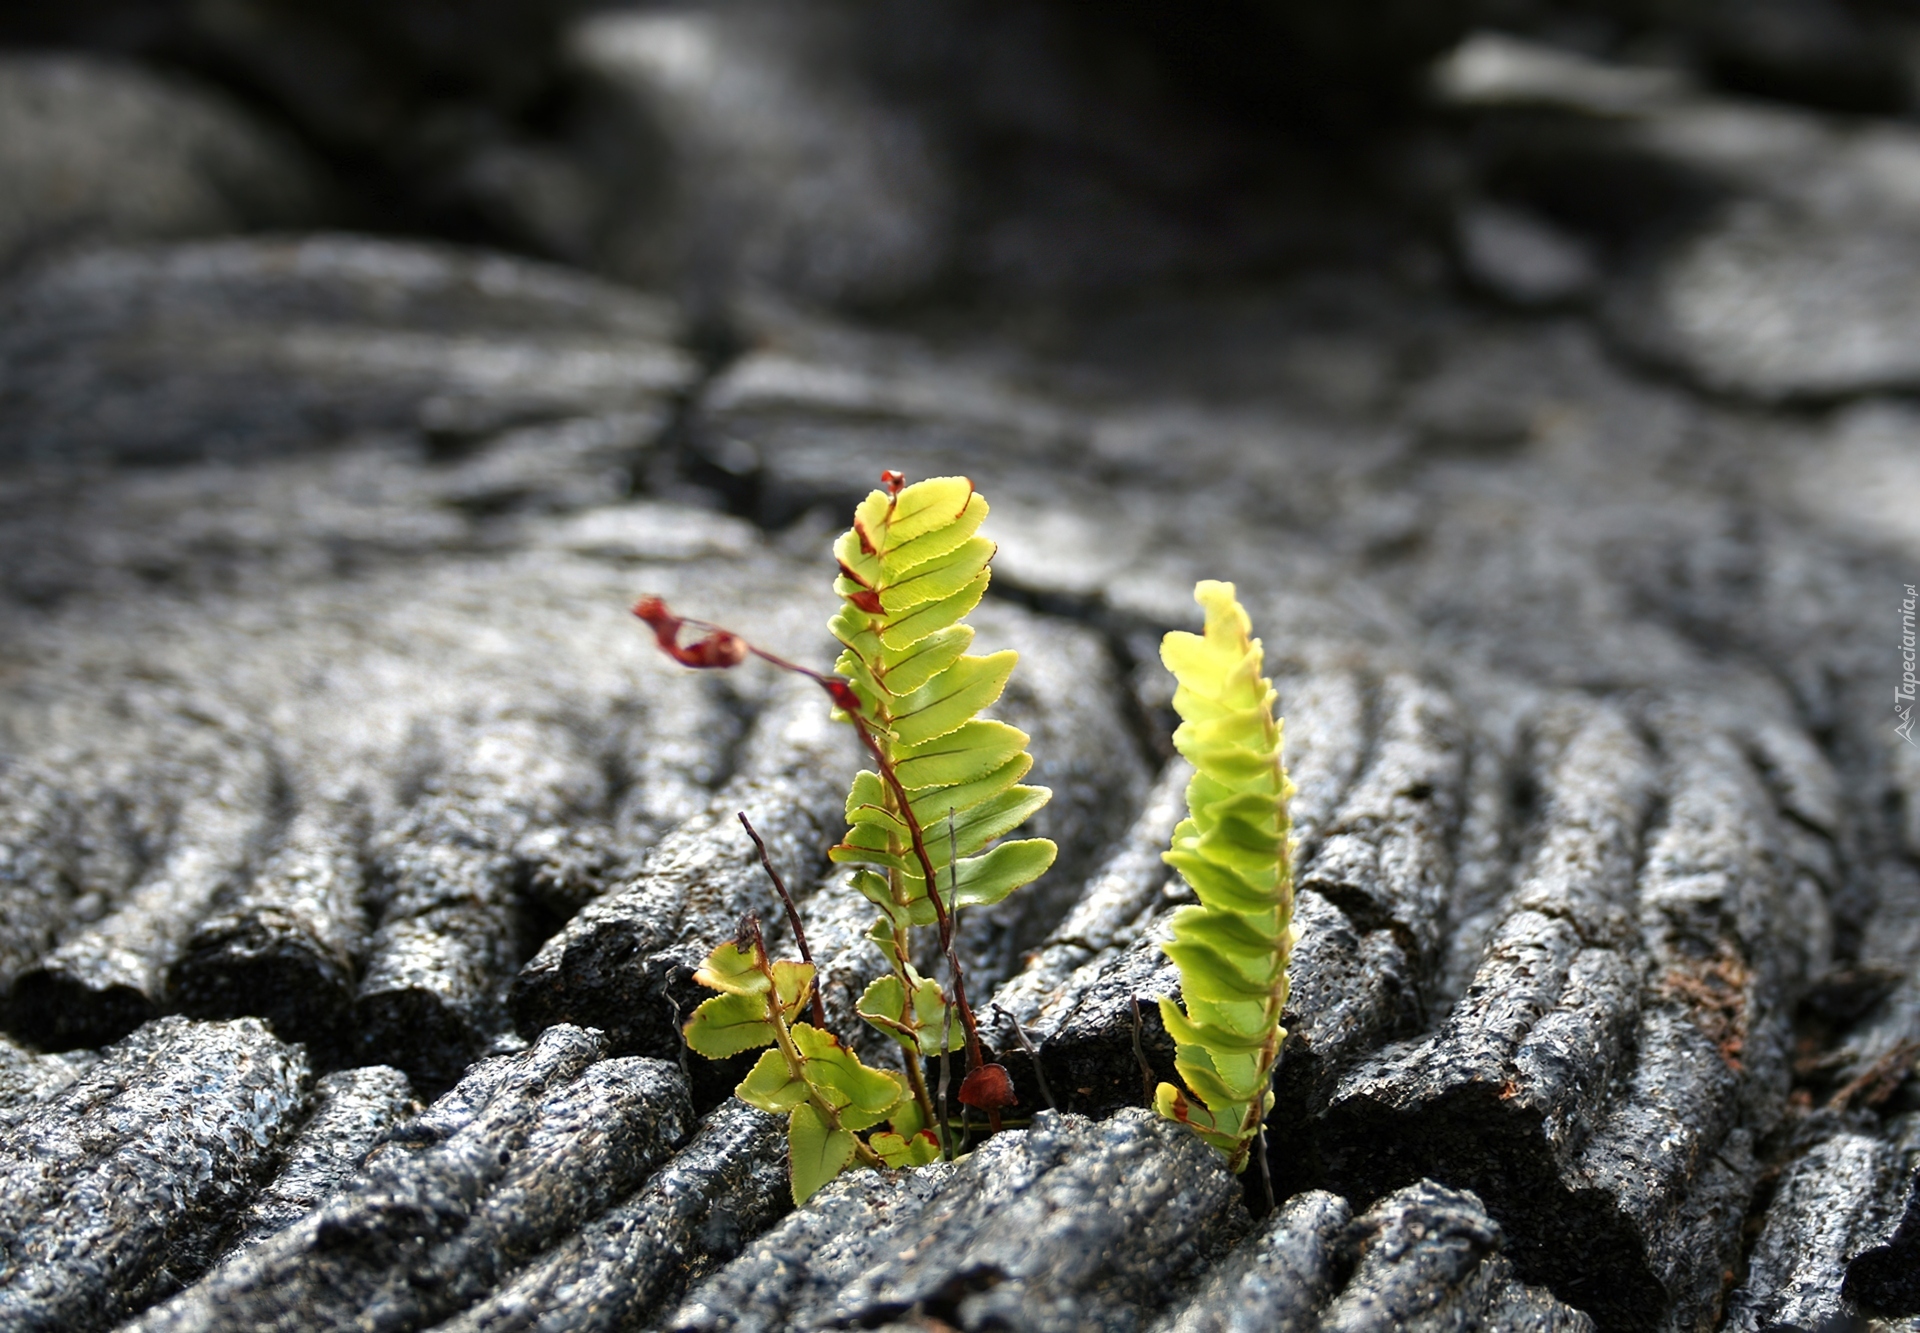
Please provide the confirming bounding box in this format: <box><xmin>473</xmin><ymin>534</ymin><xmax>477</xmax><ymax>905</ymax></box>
<box><xmin>738</xmin><ymin>811</ymin><xmax>827</xmax><ymax>1029</ymax></box>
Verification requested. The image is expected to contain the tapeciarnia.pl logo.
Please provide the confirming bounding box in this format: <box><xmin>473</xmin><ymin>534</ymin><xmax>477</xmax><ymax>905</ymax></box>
<box><xmin>1899</xmin><ymin>584</ymin><xmax>1918</xmax><ymax>746</ymax></box>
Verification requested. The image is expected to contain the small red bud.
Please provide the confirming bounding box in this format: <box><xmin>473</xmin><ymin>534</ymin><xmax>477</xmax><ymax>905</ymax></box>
<box><xmin>958</xmin><ymin>1063</ymin><xmax>1018</xmax><ymax>1112</ymax></box>
<box><xmin>881</xmin><ymin>470</ymin><xmax>906</xmax><ymax>496</ymax></box>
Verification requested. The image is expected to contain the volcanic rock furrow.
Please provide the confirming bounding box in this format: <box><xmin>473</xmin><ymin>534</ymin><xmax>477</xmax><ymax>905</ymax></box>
<box><xmin>1725</xmin><ymin>1116</ymin><xmax>1920</xmax><ymax>1331</ymax></box>
<box><xmin>948</xmin><ymin>601</ymin><xmax>1154</xmax><ymax>994</ymax></box>
<box><xmin>357</xmin><ymin>714</ymin><xmax>609</xmax><ymax>1092</ymax></box>
<box><xmin>7</xmin><ymin>727</ymin><xmax>280</xmax><ymax>1050</ymax></box>
<box><xmin>433</xmin><ymin>1099</ymin><xmax>788</xmax><ymax>1333</ymax></box>
<box><xmin>1840</xmin><ymin>1110</ymin><xmax>1920</xmax><ymax>1320</ymax></box>
<box><xmin>987</xmin><ymin>758</ymin><xmax>1192</xmax><ymax>1036</ymax></box>
<box><xmin>1319</xmin><ymin>1181</ymin><xmax>1595</xmax><ymax>1333</ymax></box>
<box><xmin>1297</xmin><ymin>674</ymin><xmax>1465</xmax><ymax>981</ymax></box>
<box><xmin>664</xmin><ymin>1108</ymin><xmax>1244</xmax><ymax>1333</ymax></box>
<box><xmin>124</xmin><ymin>1025</ymin><xmax>692</xmax><ymax>1333</ymax></box>
<box><xmin>1150</xmin><ymin>1189</ymin><xmax>1351</xmax><ymax>1333</ymax></box>
<box><xmin>170</xmin><ymin>807</ymin><xmax>370</xmax><ymax>1063</ymax></box>
<box><xmin>1323</xmin><ymin>699</ymin><xmax>1815</xmax><ymax>1330</ymax></box>
<box><xmin>0</xmin><ymin>1016</ymin><xmax>309</xmax><ymax>1333</ymax></box>
<box><xmin>0</xmin><ymin>766</ymin><xmax>80</xmax><ymax>996</ymax></box>
<box><xmin>221</xmin><ymin>1063</ymin><xmax>419</xmax><ymax>1258</ymax></box>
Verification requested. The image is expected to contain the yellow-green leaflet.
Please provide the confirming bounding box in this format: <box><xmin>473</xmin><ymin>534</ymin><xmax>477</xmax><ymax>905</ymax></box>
<box><xmin>828</xmin><ymin>476</ymin><xmax>1057</xmax><ymax>918</ymax></box>
<box><xmin>1153</xmin><ymin>580</ymin><xmax>1295</xmax><ymax>1175</ymax></box>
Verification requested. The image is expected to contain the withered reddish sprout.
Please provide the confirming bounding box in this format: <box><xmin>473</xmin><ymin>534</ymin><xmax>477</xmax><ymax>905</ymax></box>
<box><xmin>880</xmin><ymin>469</ymin><xmax>906</xmax><ymax>496</ymax></box>
<box><xmin>630</xmin><ymin>597</ymin><xmax>747</xmax><ymax>668</ymax></box>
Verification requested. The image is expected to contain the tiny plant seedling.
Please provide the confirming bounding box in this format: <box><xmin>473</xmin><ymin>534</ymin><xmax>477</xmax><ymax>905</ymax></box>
<box><xmin>1153</xmin><ymin>581</ymin><xmax>1296</xmax><ymax>1189</ymax></box>
<box><xmin>634</xmin><ymin>472</ymin><xmax>1056</xmax><ymax>1203</ymax></box>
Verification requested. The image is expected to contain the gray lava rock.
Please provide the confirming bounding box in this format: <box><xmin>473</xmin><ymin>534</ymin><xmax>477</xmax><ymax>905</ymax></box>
<box><xmin>1321</xmin><ymin>1180</ymin><xmax>1593</xmax><ymax>1332</ymax></box>
<box><xmin>1322</xmin><ymin>698</ymin><xmax>1818</xmax><ymax>1330</ymax></box>
<box><xmin>0</xmin><ymin>235</ymin><xmax>694</xmax><ymax>466</ymax></box>
<box><xmin>8</xmin><ymin>723</ymin><xmax>279</xmax><ymax>1050</ymax></box>
<box><xmin>356</xmin><ymin>712</ymin><xmax>609</xmax><ymax>1092</ymax></box>
<box><xmin>1435</xmin><ymin>32</ymin><xmax>1920</xmax><ymax>402</ymax></box>
<box><xmin>1727</xmin><ymin>1117</ymin><xmax>1920</xmax><ymax>1331</ymax></box>
<box><xmin>434</xmin><ymin>1098</ymin><xmax>788</xmax><ymax>1333</ymax></box>
<box><xmin>1158</xmin><ymin>1180</ymin><xmax>1595</xmax><ymax>1332</ymax></box>
<box><xmin>0</xmin><ymin>1033</ymin><xmax>96</xmax><ymax>1129</ymax></box>
<box><xmin>125</xmin><ymin>1025</ymin><xmax>693</xmax><ymax>1333</ymax></box>
<box><xmin>1609</xmin><ymin>206</ymin><xmax>1920</xmax><ymax>402</ymax></box>
<box><xmin>666</xmin><ymin>1107</ymin><xmax>1246</xmax><ymax>1333</ymax></box>
<box><xmin>0</xmin><ymin>107</ymin><xmax>1907</xmax><ymax>1332</ymax></box>
<box><xmin>696</xmin><ymin>322</ymin><xmax>1079</xmax><ymax>527</ymax></box>
<box><xmin>1846</xmin><ymin>1113</ymin><xmax>1920</xmax><ymax>1319</ymax></box>
<box><xmin>0</xmin><ymin>55</ymin><xmax>325</xmax><ymax>274</ymax></box>
<box><xmin>170</xmin><ymin>808</ymin><xmax>370</xmax><ymax>1062</ymax></box>
<box><xmin>222</xmin><ymin>1064</ymin><xmax>419</xmax><ymax>1256</ymax></box>
<box><xmin>1454</xmin><ymin>201</ymin><xmax>1599</xmax><ymax>307</ymax></box>
<box><xmin>1151</xmin><ymin>1189</ymin><xmax>1352</xmax><ymax>1333</ymax></box>
<box><xmin>0</xmin><ymin>1016</ymin><xmax>310</xmax><ymax>1332</ymax></box>
<box><xmin>0</xmin><ymin>1</ymin><xmax>572</xmax><ymax>157</ymax></box>
<box><xmin>1296</xmin><ymin>674</ymin><xmax>1464</xmax><ymax>981</ymax></box>
<box><xmin>988</xmin><ymin>758</ymin><xmax>1192</xmax><ymax>1034</ymax></box>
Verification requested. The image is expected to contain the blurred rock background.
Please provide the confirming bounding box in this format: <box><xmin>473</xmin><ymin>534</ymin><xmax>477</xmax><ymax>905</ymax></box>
<box><xmin>5</xmin><ymin>3</ymin><xmax>1920</xmax><ymax>1331</ymax></box>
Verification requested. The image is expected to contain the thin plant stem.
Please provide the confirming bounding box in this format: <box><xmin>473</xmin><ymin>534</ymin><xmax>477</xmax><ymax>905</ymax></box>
<box><xmin>1254</xmin><ymin>1123</ymin><xmax>1275</xmax><ymax>1216</ymax></box>
<box><xmin>1130</xmin><ymin>997</ymin><xmax>1156</xmax><ymax>1105</ymax></box>
<box><xmin>738</xmin><ymin>811</ymin><xmax>826</xmax><ymax>1028</ymax></box>
<box><xmin>992</xmin><ymin>1003</ymin><xmax>1055</xmax><ymax>1114</ymax></box>
<box><xmin>937</xmin><ymin>969</ymin><xmax>955</xmax><ymax>1159</ymax></box>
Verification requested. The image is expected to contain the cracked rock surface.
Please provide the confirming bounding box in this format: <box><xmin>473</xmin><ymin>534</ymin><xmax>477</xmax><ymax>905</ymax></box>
<box><xmin>0</xmin><ymin>12</ymin><xmax>1916</xmax><ymax>1332</ymax></box>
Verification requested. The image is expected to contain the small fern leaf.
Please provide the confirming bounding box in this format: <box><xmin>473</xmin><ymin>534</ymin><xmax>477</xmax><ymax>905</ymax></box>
<box><xmin>787</xmin><ymin>1102</ymin><xmax>858</xmax><ymax>1206</ymax></box>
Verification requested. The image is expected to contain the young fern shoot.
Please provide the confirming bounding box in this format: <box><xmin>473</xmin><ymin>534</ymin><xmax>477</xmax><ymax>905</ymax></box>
<box><xmin>633</xmin><ymin>470</ymin><xmax>1056</xmax><ymax>1202</ymax></box>
<box><xmin>1154</xmin><ymin>581</ymin><xmax>1296</xmax><ymax>1176</ymax></box>
<box><xmin>828</xmin><ymin>473</ymin><xmax>1055</xmax><ymax>1129</ymax></box>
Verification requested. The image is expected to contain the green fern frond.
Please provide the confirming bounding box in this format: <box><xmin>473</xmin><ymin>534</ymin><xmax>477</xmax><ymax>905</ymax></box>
<box><xmin>1154</xmin><ymin>580</ymin><xmax>1295</xmax><ymax>1174</ymax></box>
<box><xmin>826</xmin><ymin>476</ymin><xmax>1057</xmax><ymax>926</ymax></box>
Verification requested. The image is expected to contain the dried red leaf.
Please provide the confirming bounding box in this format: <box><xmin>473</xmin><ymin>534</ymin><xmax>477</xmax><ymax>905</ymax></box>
<box><xmin>958</xmin><ymin>1062</ymin><xmax>1017</xmax><ymax>1111</ymax></box>
<box><xmin>881</xmin><ymin>469</ymin><xmax>906</xmax><ymax>496</ymax></box>
<box><xmin>632</xmin><ymin>596</ymin><xmax>747</xmax><ymax>669</ymax></box>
